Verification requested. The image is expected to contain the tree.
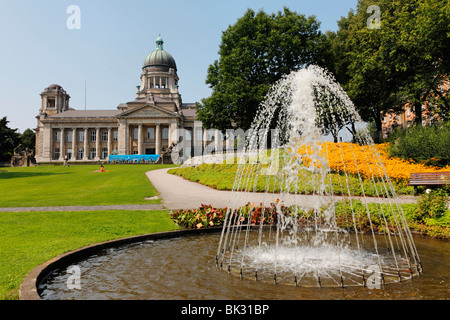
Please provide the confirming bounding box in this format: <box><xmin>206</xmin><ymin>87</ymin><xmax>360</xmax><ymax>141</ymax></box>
<box><xmin>328</xmin><ymin>0</ymin><xmax>449</xmax><ymax>139</ymax></box>
<box><xmin>0</xmin><ymin>117</ymin><xmax>19</xmax><ymax>162</ymax></box>
<box><xmin>387</xmin><ymin>0</ymin><xmax>450</xmax><ymax>125</ymax></box>
<box><xmin>19</xmin><ymin>128</ymin><xmax>36</xmax><ymax>152</ymax></box>
<box><xmin>197</xmin><ymin>7</ymin><xmax>327</xmax><ymax>131</ymax></box>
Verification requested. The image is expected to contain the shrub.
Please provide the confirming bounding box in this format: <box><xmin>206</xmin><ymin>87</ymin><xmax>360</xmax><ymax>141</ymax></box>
<box><xmin>388</xmin><ymin>122</ymin><xmax>450</xmax><ymax>167</ymax></box>
<box><xmin>416</xmin><ymin>188</ymin><xmax>449</xmax><ymax>222</ymax></box>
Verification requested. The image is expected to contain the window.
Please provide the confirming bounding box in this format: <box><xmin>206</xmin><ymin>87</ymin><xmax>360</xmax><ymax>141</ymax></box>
<box><xmin>67</xmin><ymin>131</ymin><xmax>73</xmax><ymax>143</ymax></box>
<box><xmin>101</xmin><ymin>148</ymin><xmax>108</xmax><ymax>159</ymax></box>
<box><xmin>161</xmin><ymin>77</ymin><xmax>167</xmax><ymax>89</ymax></box>
<box><xmin>54</xmin><ymin>131</ymin><xmax>60</xmax><ymax>142</ymax></box>
<box><xmin>90</xmin><ymin>130</ymin><xmax>96</xmax><ymax>142</ymax></box>
<box><xmin>133</xmin><ymin>128</ymin><xmax>138</xmax><ymax>140</ymax></box>
<box><xmin>89</xmin><ymin>148</ymin><xmax>96</xmax><ymax>159</ymax></box>
<box><xmin>66</xmin><ymin>148</ymin><xmax>73</xmax><ymax>159</ymax></box>
<box><xmin>78</xmin><ymin>148</ymin><xmax>84</xmax><ymax>160</ymax></box>
<box><xmin>102</xmin><ymin>130</ymin><xmax>108</xmax><ymax>142</ymax></box>
<box><xmin>162</xmin><ymin>128</ymin><xmax>169</xmax><ymax>140</ymax></box>
<box><xmin>132</xmin><ymin>150</ymin><xmax>138</xmax><ymax>155</ymax></box>
<box><xmin>113</xmin><ymin>130</ymin><xmax>118</xmax><ymax>141</ymax></box>
<box><xmin>47</xmin><ymin>99</ymin><xmax>55</xmax><ymax>109</ymax></box>
<box><xmin>78</xmin><ymin>131</ymin><xmax>84</xmax><ymax>142</ymax></box>
<box><xmin>147</xmin><ymin>128</ymin><xmax>155</xmax><ymax>140</ymax></box>
<box><xmin>155</xmin><ymin>77</ymin><xmax>160</xmax><ymax>88</ymax></box>
<box><xmin>54</xmin><ymin>148</ymin><xmax>60</xmax><ymax>160</ymax></box>
<box><xmin>149</xmin><ymin>77</ymin><xmax>154</xmax><ymax>89</ymax></box>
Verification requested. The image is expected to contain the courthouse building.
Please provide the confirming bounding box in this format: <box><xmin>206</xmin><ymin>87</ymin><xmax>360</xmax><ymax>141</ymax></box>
<box><xmin>35</xmin><ymin>36</ymin><xmax>202</xmax><ymax>163</ymax></box>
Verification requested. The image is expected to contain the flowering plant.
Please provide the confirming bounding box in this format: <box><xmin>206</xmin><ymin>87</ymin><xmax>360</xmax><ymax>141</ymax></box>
<box><xmin>295</xmin><ymin>142</ymin><xmax>450</xmax><ymax>183</ymax></box>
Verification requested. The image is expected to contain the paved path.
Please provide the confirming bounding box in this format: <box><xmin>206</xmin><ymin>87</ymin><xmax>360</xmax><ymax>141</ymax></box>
<box><xmin>0</xmin><ymin>168</ymin><xmax>418</xmax><ymax>213</ymax></box>
<box><xmin>146</xmin><ymin>168</ymin><xmax>418</xmax><ymax>211</ymax></box>
<box><xmin>0</xmin><ymin>204</ymin><xmax>164</xmax><ymax>212</ymax></box>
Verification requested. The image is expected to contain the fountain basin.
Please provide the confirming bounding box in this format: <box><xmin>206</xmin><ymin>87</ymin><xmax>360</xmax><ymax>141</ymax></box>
<box><xmin>22</xmin><ymin>229</ymin><xmax>449</xmax><ymax>300</ymax></box>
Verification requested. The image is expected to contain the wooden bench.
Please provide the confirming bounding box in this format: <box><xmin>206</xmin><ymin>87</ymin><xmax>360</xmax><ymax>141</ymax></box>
<box><xmin>409</xmin><ymin>172</ymin><xmax>450</xmax><ymax>195</ymax></box>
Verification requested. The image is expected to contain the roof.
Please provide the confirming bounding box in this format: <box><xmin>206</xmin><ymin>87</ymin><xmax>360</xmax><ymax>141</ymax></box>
<box><xmin>181</xmin><ymin>104</ymin><xmax>198</xmax><ymax>118</ymax></box>
<box><xmin>49</xmin><ymin>110</ymin><xmax>120</xmax><ymax>118</ymax></box>
<box><xmin>143</xmin><ymin>36</ymin><xmax>177</xmax><ymax>70</ymax></box>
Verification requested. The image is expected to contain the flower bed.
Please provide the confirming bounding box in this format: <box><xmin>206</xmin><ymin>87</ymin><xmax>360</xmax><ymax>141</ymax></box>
<box><xmin>296</xmin><ymin>142</ymin><xmax>450</xmax><ymax>183</ymax></box>
<box><xmin>170</xmin><ymin>201</ymin><xmax>450</xmax><ymax>239</ymax></box>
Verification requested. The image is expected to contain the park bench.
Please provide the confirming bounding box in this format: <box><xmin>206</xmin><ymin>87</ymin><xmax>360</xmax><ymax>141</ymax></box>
<box><xmin>409</xmin><ymin>172</ymin><xmax>450</xmax><ymax>196</ymax></box>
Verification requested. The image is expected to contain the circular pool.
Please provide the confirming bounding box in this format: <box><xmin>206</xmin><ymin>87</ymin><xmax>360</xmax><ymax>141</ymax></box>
<box><xmin>38</xmin><ymin>232</ymin><xmax>449</xmax><ymax>300</ymax></box>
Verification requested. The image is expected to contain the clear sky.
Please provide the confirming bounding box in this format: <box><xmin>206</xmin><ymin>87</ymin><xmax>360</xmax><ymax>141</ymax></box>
<box><xmin>0</xmin><ymin>0</ymin><xmax>358</xmax><ymax>133</ymax></box>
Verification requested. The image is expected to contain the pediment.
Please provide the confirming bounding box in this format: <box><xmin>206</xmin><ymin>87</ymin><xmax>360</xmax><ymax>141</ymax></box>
<box><xmin>118</xmin><ymin>104</ymin><xmax>179</xmax><ymax>119</ymax></box>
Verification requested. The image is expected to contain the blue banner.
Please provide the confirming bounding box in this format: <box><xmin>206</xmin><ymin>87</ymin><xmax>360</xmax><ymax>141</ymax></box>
<box><xmin>109</xmin><ymin>155</ymin><xmax>160</xmax><ymax>163</ymax></box>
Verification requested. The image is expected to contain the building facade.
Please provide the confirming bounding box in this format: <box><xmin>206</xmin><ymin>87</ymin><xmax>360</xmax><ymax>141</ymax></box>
<box><xmin>35</xmin><ymin>37</ymin><xmax>202</xmax><ymax>163</ymax></box>
<box><xmin>381</xmin><ymin>79</ymin><xmax>448</xmax><ymax>139</ymax></box>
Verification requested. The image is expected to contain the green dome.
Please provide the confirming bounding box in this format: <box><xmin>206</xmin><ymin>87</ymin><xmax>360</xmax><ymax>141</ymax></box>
<box><xmin>143</xmin><ymin>36</ymin><xmax>177</xmax><ymax>70</ymax></box>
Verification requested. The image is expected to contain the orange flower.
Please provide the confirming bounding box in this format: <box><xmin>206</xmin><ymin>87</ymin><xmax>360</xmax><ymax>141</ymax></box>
<box><xmin>295</xmin><ymin>141</ymin><xmax>449</xmax><ymax>183</ymax></box>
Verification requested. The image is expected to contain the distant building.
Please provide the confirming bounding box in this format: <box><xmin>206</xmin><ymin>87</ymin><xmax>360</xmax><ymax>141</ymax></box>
<box><xmin>381</xmin><ymin>79</ymin><xmax>448</xmax><ymax>139</ymax></box>
<box><xmin>35</xmin><ymin>36</ymin><xmax>202</xmax><ymax>163</ymax></box>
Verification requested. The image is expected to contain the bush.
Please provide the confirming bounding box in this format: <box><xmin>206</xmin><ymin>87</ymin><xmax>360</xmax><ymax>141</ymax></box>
<box><xmin>416</xmin><ymin>188</ymin><xmax>449</xmax><ymax>222</ymax></box>
<box><xmin>388</xmin><ymin>122</ymin><xmax>450</xmax><ymax>167</ymax></box>
<box><xmin>171</xmin><ymin>200</ymin><xmax>450</xmax><ymax>239</ymax></box>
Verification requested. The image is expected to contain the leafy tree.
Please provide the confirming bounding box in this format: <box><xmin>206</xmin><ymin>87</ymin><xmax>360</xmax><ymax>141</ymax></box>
<box><xmin>328</xmin><ymin>0</ymin><xmax>449</xmax><ymax>139</ymax></box>
<box><xmin>19</xmin><ymin>128</ymin><xmax>36</xmax><ymax>152</ymax></box>
<box><xmin>0</xmin><ymin>117</ymin><xmax>19</xmax><ymax>162</ymax></box>
<box><xmin>197</xmin><ymin>7</ymin><xmax>327</xmax><ymax>131</ymax></box>
<box><xmin>387</xmin><ymin>0</ymin><xmax>450</xmax><ymax>125</ymax></box>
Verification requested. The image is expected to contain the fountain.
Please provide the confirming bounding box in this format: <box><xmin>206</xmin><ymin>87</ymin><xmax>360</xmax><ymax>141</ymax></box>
<box><xmin>32</xmin><ymin>66</ymin><xmax>436</xmax><ymax>301</ymax></box>
<box><xmin>216</xmin><ymin>65</ymin><xmax>422</xmax><ymax>288</ymax></box>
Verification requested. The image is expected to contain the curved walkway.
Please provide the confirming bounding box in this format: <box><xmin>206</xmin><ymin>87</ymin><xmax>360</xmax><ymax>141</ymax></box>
<box><xmin>0</xmin><ymin>168</ymin><xmax>418</xmax><ymax>213</ymax></box>
<box><xmin>0</xmin><ymin>204</ymin><xmax>163</xmax><ymax>212</ymax></box>
<box><xmin>146</xmin><ymin>168</ymin><xmax>418</xmax><ymax>211</ymax></box>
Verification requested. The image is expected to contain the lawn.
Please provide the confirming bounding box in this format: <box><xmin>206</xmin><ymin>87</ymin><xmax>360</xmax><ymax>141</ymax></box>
<box><xmin>0</xmin><ymin>164</ymin><xmax>176</xmax><ymax>207</ymax></box>
<box><xmin>0</xmin><ymin>164</ymin><xmax>180</xmax><ymax>300</ymax></box>
<box><xmin>167</xmin><ymin>163</ymin><xmax>414</xmax><ymax>196</ymax></box>
<box><xmin>0</xmin><ymin>210</ymin><xmax>179</xmax><ymax>300</ymax></box>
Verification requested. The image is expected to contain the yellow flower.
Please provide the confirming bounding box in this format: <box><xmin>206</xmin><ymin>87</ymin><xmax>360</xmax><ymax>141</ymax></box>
<box><xmin>294</xmin><ymin>141</ymin><xmax>448</xmax><ymax>183</ymax></box>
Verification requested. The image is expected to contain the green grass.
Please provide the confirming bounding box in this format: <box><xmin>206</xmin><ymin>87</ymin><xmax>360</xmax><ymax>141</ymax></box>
<box><xmin>168</xmin><ymin>163</ymin><xmax>414</xmax><ymax>196</ymax></box>
<box><xmin>0</xmin><ymin>210</ymin><xmax>179</xmax><ymax>300</ymax></box>
<box><xmin>0</xmin><ymin>164</ymin><xmax>180</xmax><ymax>300</ymax></box>
<box><xmin>0</xmin><ymin>164</ymin><xmax>176</xmax><ymax>207</ymax></box>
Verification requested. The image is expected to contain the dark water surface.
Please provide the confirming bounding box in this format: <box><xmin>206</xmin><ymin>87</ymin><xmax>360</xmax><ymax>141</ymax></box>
<box><xmin>40</xmin><ymin>233</ymin><xmax>449</xmax><ymax>300</ymax></box>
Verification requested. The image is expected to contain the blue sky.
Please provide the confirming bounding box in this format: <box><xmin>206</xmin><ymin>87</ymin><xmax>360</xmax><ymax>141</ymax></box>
<box><xmin>0</xmin><ymin>0</ymin><xmax>357</xmax><ymax>132</ymax></box>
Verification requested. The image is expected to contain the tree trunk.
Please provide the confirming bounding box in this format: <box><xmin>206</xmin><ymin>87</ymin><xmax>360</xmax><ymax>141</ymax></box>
<box><xmin>414</xmin><ymin>101</ymin><xmax>422</xmax><ymax>126</ymax></box>
<box><xmin>373</xmin><ymin>113</ymin><xmax>383</xmax><ymax>143</ymax></box>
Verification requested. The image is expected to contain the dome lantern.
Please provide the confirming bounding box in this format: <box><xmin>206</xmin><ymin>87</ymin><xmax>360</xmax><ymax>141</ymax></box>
<box><xmin>142</xmin><ymin>36</ymin><xmax>177</xmax><ymax>70</ymax></box>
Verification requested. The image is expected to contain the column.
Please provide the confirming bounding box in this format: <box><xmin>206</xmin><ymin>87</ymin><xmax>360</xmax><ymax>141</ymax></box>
<box><xmin>125</xmin><ymin>123</ymin><xmax>129</xmax><ymax>155</ymax></box>
<box><xmin>168</xmin><ymin>122</ymin><xmax>178</xmax><ymax>147</ymax></box>
<box><xmin>107</xmin><ymin>128</ymin><xmax>112</xmax><ymax>159</ymax></box>
<box><xmin>42</xmin><ymin>125</ymin><xmax>52</xmax><ymax>161</ymax></box>
<box><xmin>83</xmin><ymin>128</ymin><xmax>88</xmax><ymax>160</ymax></box>
<box><xmin>193</xmin><ymin>121</ymin><xmax>202</xmax><ymax>158</ymax></box>
<box><xmin>71</xmin><ymin>128</ymin><xmax>77</xmax><ymax>161</ymax></box>
<box><xmin>118</xmin><ymin>120</ymin><xmax>126</xmax><ymax>155</ymax></box>
<box><xmin>138</xmin><ymin>124</ymin><xmax>143</xmax><ymax>155</ymax></box>
<box><xmin>155</xmin><ymin>124</ymin><xmax>161</xmax><ymax>155</ymax></box>
<box><xmin>95</xmin><ymin>128</ymin><xmax>100</xmax><ymax>160</ymax></box>
<box><xmin>59</xmin><ymin>128</ymin><xmax>65</xmax><ymax>160</ymax></box>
